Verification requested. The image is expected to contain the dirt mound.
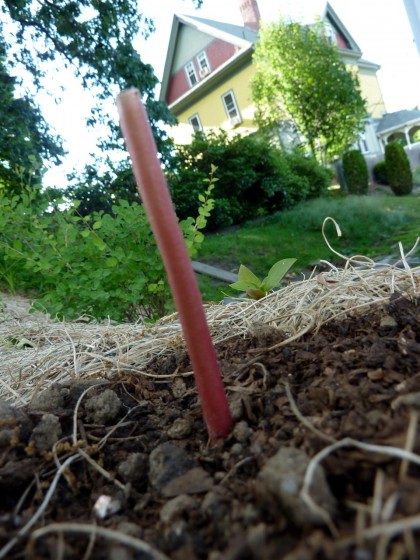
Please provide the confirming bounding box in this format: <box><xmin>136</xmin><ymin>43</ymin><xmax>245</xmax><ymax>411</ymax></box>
<box><xmin>0</xmin><ymin>293</ymin><xmax>419</xmax><ymax>559</ymax></box>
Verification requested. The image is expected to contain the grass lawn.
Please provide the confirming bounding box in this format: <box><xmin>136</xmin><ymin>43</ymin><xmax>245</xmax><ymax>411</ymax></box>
<box><xmin>196</xmin><ymin>192</ymin><xmax>420</xmax><ymax>302</ymax></box>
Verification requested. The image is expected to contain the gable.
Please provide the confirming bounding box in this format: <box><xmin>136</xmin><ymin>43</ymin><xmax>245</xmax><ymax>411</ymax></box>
<box><xmin>159</xmin><ymin>14</ymin><xmax>255</xmax><ymax>106</ymax></box>
<box><xmin>323</xmin><ymin>3</ymin><xmax>362</xmax><ymax>54</ymax></box>
<box><xmin>172</xmin><ymin>24</ymin><xmax>215</xmax><ymax>73</ymax></box>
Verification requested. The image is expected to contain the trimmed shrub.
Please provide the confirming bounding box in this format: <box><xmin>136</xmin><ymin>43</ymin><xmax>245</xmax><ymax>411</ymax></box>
<box><xmin>342</xmin><ymin>149</ymin><xmax>369</xmax><ymax>195</ymax></box>
<box><xmin>385</xmin><ymin>141</ymin><xmax>413</xmax><ymax>196</ymax></box>
<box><xmin>373</xmin><ymin>160</ymin><xmax>389</xmax><ymax>184</ymax></box>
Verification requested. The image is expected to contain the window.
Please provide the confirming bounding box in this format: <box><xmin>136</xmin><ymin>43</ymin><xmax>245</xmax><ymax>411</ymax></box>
<box><xmin>222</xmin><ymin>90</ymin><xmax>242</xmax><ymax>125</ymax></box>
<box><xmin>185</xmin><ymin>61</ymin><xmax>198</xmax><ymax>87</ymax></box>
<box><xmin>189</xmin><ymin>114</ymin><xmax>202</xmax><ymax>132</ymax></box>
<box><xmin>196</xmin><ymin>51</ymin><xmax>211</xmax><ymax>78</ymax></box>
<box><xmin>357</xmin><ymin>134</ymin><xmax>369</xmax><ymax>153</ymax></box>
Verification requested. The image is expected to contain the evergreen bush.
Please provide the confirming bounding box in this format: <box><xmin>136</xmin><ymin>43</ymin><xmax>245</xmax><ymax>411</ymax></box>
<box><xmin>342</xmin><ymin>149</ymin><xmax>369</xmax><ymax>195</ymax></box>
<box><xmin>385</xmin><ymin>141</ymin><xmax>413</xmax><ymax>196</ymax></box>
<box><xmin>373</xmin><ymin>160</ymin><xmax>389</xmax><ymax>184</ymax></box>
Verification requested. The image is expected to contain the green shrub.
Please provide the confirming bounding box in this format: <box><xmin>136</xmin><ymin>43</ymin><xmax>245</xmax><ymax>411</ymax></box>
<box><xmin>385</xmin><ymin>141</ymin><xmax>413</xmax><ymax>196</ymax></box>
<box><xmin>342</xmin><ymin>149</ymin><xmax>369</xmax><ymax>194</ymax></box>
<box><xmin>0</xmin><ymin>181</ymin><xmax>214</xmax><ymax>322</ymax></box>
<box><xmin>283</xmin><ymin>150</ymin><xmax>332</xmax><ymax>201</ymax></box>
<box><xmin>373</xmin><ymin>160</ymin><xmax>389</xmax><ymax>184</ymax></box>
<box><xmin>168</xmin><ymin>131</ymin><xmax>331</xmax><ymax>229</ymax></box>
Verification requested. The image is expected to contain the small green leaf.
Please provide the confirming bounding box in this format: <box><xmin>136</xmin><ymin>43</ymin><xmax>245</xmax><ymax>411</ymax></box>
<box><xmin>237</xmin><ymin>264</ymin><xmax>262</xmax><ymax>287</ymax></box>
<box><xmin>81</xmin><ymin>230</ymin><xmax>90</xmax><ymax>238</ymax></box>
<box><xmin>93</xmin><ymin>220</ymin><xmax>102</xmax><ymax>230</ymax></box>
<box><xmin>92</xmin><ymin>237</ymin><xmax>106</xmax><ymax>251</ymax></box>
<box><xmin>105</xmin><ymin>257</ymin><xmax>118</xmax><ymax>268</ymax></box>
<box><xmin>230</xmin><ymin>280</ymin><xmax>257</xmax><ymax>292</ymax></box>
<box><xmin>261</xmin><ymin>258</ymin><xmax>297</xmax><ymax>292</ymax></box>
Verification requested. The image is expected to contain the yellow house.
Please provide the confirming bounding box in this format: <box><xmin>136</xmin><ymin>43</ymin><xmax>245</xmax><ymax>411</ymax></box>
<box><xmin>159</xmin><ymin>0</ymin><xmax>386</xmax><ymax>155</ymax></box>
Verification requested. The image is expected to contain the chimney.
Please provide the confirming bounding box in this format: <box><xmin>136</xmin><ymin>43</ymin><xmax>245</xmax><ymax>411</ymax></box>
<box><xmin>239</xmin><ymin>0</ymin><xmax>261</xmax><ymax>31</ymax></box>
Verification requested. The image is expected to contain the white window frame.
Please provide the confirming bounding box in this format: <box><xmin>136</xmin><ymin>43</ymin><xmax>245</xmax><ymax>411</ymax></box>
<box><xmin>185</xmin><ymin>61</ymin><xmax>198</xmax><ymax>87</ymax></box>
<box><xmin>189</xmin><ymin>113</ymin><xmax>203</xmax><ymax>132</ymax></box>
<box><xmin>196</xmin><ymin>51</ymin><xmax>211</xmax><ymax>78</ymax></box>
<box><xmin>222</xmin><ymin>90</ymin><xmax>242</xmax><ymax>126</ymax></box>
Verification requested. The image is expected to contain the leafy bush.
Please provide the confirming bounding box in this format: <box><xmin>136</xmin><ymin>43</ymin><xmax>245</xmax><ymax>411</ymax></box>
<box><xmin>168</xmin><ymin>130</ymin><xmax>331</xmax><ymax>229</ymax></box>
<box><xmin>385</xmin><ymin>141</ymin><xmax>413</xmax><ymax>196</ymax></box>
<box><xmin>283</xmin><ymin>150</ymin><xmax>332</xmax><ymax>202</ymax></box>
<box><xmin>342</xmin><ymin>149</ymin><xmax>368</xmax><ymax>194</ymax></box>
<box><xmin>373</xmin><ymin>160</ymin><xmax>389</xmax><ymax>184</ymax></box>
<box><xmin>0</xmin><ymin>181</ymin><xmax>214</xmax><ymax>322</ymax></box>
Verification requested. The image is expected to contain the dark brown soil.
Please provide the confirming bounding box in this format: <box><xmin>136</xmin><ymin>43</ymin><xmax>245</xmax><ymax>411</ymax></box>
<box><xmin>0</xmin><ymin>294</ymin><xmax>419</xmax><ymax>560</ymax></box>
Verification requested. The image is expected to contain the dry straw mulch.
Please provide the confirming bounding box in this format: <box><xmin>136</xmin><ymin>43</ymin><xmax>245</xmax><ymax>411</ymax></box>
<box><xmin>1</xmin><ymin>241</ymin><xmax>418</xmax><ymax>408</ymax></box>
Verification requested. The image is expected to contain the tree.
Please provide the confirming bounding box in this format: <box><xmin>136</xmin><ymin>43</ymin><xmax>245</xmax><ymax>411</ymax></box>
<box><xmin>0</xmin><ymin>0</ymin><xmax>202</xmax><ymax>175</ymax></box>
<box><xmin>252</xmin><ymin>19</ymin><xmax>367</xmax><ymax>164</ymax></box>
<box><xmin>0</xmin><ymin>36</ymin><xmax>64</xmax><ymax>194</ymax></box>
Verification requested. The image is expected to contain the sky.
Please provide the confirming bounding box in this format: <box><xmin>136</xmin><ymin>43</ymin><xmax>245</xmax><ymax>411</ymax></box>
<box><xmin>39</xmin><ymin>0</ymin><xmax>420</xmax><ymax>187</ymax></box>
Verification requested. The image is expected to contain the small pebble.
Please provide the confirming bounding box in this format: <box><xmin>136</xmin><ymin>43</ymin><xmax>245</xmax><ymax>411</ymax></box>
<box><xmin>167</xmin><ymin>417</ymin><xmax>192</xmax><ymax>439</ymax></box>
<box><xmin>257</xmin><ymin>447</ymin><xmax>335</xmax><ymax>527</ymax></box>
<box><xmin>233</xmin><ymin>420</ymin><xmax>252</xmax><ymax>442</ymax></box>
<box><xmin>117</xmin><ymin>453</ymin><xmax>148</xmax><ymax>483</ymax></box>
<box><xmin>160</xmin><ymin>494</ymin><xmax>197</xmax><ymax>523</ymax></box>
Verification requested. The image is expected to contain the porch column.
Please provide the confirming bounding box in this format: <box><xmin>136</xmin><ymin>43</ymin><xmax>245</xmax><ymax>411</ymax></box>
<box><xmin>404</xmin><ymin>126</ymin><xmax>412</xmax><ymax>147</ymax></box>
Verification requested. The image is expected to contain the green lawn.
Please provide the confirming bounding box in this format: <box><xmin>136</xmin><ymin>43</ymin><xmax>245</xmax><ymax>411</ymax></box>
<box><xmin>196</xmin><ymin>193</ymin><xmax>420</xmax><ymax>301</ymax></box>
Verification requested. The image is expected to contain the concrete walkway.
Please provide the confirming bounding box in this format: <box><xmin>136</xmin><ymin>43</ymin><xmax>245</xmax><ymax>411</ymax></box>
<box><xmin>191</xmin><ymin>261</ymin><xmax>237</xmax><ymax>283</ymax></box>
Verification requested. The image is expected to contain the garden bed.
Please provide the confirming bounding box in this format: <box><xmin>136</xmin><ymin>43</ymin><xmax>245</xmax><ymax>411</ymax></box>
<box><xmin>0</xmin><ymin>259</ymin><xmax>419</xmax><ymax>559</ymax></box>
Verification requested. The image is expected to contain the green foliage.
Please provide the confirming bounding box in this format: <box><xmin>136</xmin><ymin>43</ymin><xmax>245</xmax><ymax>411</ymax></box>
<box><xmin>64</xmin><ymin>161</ymin><xmax>140</xmax><ymax>217</ymax></box>
<box><xmin>385</xmin><ymin>141</ymin><xmax>413</xmax><ymax>196</ymax></box>
<box><xmin>373</xmin><ymin>160</ymin><xmax>389</xmax><ymax>185</ymax></box>
<box><xmin>230</xmin><ymin>259</ymin><xmax>296</xmax><ymax>299</ymax></box>
<box><xmin>0</xmin><ymin>179</ymin><xmax>212</xmax><ymax>322</ymax></box>
<box><xmin>0</xmin><ymin>37</ymin><xmax>64</xmax><ymax>194</ymax></box>
<box><xmin>342</xmin><ymin>149</ymin><xmax>369</xmax><ymax>194</ymax></box>
<box><xmin>168</xmin><ymin>130</ymin><xmax>331</xmax><ymax>229</ymax></box>
<box><xmin>252</xmin><ymin>19</ymin><xmax>367</xmax><ymax>163</ymax></box>
<box><xmin>180</xmin><ymin>165</ymin><xmax>218</xmax><ymax>257</ymax></box>
<box><xmin>197</xmin><ymin>194</ymin><xmax>419</xmax><ymax>301</ymax></box>
<box><xmin>0</xmin><ymin>0</ymin><xmax>204</xmax><ymax>168</ymax></box>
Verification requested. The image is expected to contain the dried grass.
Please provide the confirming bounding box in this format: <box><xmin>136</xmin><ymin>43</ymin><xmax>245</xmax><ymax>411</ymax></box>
<box><xmin>1</xmin><ymin>249</ymin><xmax>418</xmax><ymax>408</ymax></box>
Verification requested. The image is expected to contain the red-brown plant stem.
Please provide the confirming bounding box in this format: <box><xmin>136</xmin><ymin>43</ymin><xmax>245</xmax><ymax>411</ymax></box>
<box><xmin>116</xmin><ymin>88</ymin><xmax>233</xmax><ymax>441</ymax></box>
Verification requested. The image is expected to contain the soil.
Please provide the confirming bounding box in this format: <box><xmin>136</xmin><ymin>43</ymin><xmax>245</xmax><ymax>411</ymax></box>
<box><xmin>0</xmin><ymin>293</ymin><xmax>419</xmax><ymax>560</ymax></box>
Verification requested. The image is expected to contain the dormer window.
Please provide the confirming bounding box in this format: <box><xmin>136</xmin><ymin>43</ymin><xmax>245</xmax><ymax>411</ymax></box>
<box><xmin>196</xmin><ymin>51</ymin><xmax>211</xmax><ymax>78</ymax></box>
<box><xmin>185</xmin><ymin>61</ymin><xmax>198</xmax><ymax>87</ymax></box>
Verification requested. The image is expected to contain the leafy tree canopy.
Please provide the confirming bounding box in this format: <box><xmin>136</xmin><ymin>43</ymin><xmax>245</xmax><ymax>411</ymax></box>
<box><xmin>251</xmin><ymin>19</ymin><xmax>367</xmax><ymax>163</ymax></box>
<box><xmin>0</xmin><ymin>0</ymin><xmax>202</xmax><ymax>184</ymax></box>
<box><xmin>0</xmin><ymin>36</ymin><xmax>64</xmax><ymax>194</ymax></box>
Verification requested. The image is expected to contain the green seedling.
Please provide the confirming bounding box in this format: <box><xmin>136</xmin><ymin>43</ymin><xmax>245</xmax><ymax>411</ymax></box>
<box><xmin>230</xmin><ymin>259</ymin><xmax>297</xmax><ymax>299</ymax></box>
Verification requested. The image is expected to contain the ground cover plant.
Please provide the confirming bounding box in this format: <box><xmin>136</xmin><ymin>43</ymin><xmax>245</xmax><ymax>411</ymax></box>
<box><xmin>0</xmin><ymin>179</ymin><xmax>213</xmax><ymax>322</ymax></box>
<box><xmin>197</xmin><ymin>194</ymin><xmax>420</xmax><ymax>301</ymax></box>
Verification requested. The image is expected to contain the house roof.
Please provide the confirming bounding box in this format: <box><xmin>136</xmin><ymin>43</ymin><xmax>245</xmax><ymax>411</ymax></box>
<box><xmin>159</xmin><ymin>13</ymin><xmax>256</xmax><ymax>104</ymax></box>
<box><xmin>185</xmin><ymin>15</ymin><xmax>258</xmax><ymax>44</ymax></box>
<box><xmin>376</xmin><ymin>109</ymin><xmax>420</xmax><ymax>134</ymax></box>
<box><xmin>158</xmin><ymin>2</ymin><xmax>377</xmax><ymax>106</ymax></box>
